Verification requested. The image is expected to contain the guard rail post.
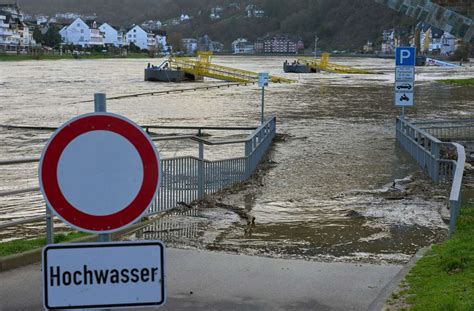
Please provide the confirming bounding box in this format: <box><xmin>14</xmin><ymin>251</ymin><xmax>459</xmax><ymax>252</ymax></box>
<box><xmin>245</xmin><ymin>140</ymin><xmax>252</xmax><ymax>178</ymax></box>
<box><xmin>198</xmin><ymin>140</ymin><xmax>204</xmax><ymax>199</ymax></box>
<box><xmin>432</xmin><ymin>141</ymin><xmax>440</xmax><ymax>183</ymax></box>
<box><xmin>449</xmin><ymin>199</ymin><xmax>461</xmax><ymax>235</ymax></box>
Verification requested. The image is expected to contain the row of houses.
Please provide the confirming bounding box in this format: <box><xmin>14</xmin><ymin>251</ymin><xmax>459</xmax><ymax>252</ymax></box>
<box><xmin>380</xmin><ymin>23</ymin><xmax>459</xmax><ymax>56</ymax></box>
<box><xmin>59</xmin><ymin>18</ymin><xmax>169</xmax><ymax>51</ymax></box>
<box><xmin>230</xmin><ymin>35</ymin><xmax>305</xmax><ymax>55</ymax></box>
<box><xmin>182</xmin><ymin>35</ymin><xmax>305</xmax><ymax>56</ymax></box>
<box><xmin>0</xmin><ymin>3</ymin><xmax>36</xmax><ymax>52</ymax></box>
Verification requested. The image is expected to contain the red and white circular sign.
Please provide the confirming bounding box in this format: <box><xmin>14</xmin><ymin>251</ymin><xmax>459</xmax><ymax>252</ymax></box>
<box><xmin>39</xmin><ymin>113</ymin><xmax>161</xmax><ymax>233</ymax></box>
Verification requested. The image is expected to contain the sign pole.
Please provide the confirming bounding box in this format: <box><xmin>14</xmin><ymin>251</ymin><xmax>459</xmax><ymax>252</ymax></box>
<box><xmin>261</xmin><ymin>86</ymin><xmax>265</xmax><ymax>125</ymax></box>
<box><xmin>258</xmin><ymin>72</ymin><xmax>269</xmax><ymax>125</ymax></box>
<box><xmin>94</xmin><ymin>93</ymin><xmax>111</xmax><ymax>244</ymax></box>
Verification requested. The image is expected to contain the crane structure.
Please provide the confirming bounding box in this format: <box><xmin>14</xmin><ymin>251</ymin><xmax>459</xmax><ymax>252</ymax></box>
<box><xmin>373</xmin><ymin>0</ymin><xmax>473</xmax><ymax>42</ymax></box>
<box><xmin>168</xmin><ymin>52</ymin><xmax>295</xmax><ymax>84</ymax></box>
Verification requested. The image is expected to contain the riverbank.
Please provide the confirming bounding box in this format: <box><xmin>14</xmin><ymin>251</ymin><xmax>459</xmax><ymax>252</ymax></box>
<box><xmin>439</xmin><ymin>78</ymin><xmax>474</xmax><ymax>86</ymax></box>
<box><xmin>386</xmin><ymin>202</ymin><xmax>474</xmax><ymax>310</ymax></box>
<box><xmin>0</xmin><ymin>53</ymin><xmax>152</xmax><ymax>61</ymax></box>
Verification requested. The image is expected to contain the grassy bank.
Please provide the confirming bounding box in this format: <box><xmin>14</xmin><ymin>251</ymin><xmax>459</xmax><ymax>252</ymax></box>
<box><xmin>393</xmin><ymin>203</ymin><xmax>474</xmax><ymax>310</ymax></box>
<box><xmin>439</xmin><ymin>78</ymin><xmax>474</xmax><ymax>86</ymax></box>
<box><xmin>0</xmin><ymin>232</ymin><xmax>89</xmax><ymax>257</ymax></box>
<box><xmin>0</xmin><ymin>53</ymin><xmax>152</xmax><ymax>62</ymax></box>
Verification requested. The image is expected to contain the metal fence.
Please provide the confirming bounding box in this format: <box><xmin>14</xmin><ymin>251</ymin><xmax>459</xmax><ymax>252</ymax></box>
<box><xmin>396</xmin><ymin>117</ymin><xmax>468</xmax><ymax>233</ymax></box>
<box><xmin>0</xmin><ymin>117</ymin><xmax>276</xmax><ymax>241</ymax></box>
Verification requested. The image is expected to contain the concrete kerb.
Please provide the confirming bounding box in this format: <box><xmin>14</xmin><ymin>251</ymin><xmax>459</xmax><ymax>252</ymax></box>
<box><xmin>0</xmin><ymin>214</ymin><xmax>164</xmax><ymax>272</ymax></box>
<box><xmin>367</xmin><ymin>246</ymin><xmax>431</xmax><ymax>311</ymax></box>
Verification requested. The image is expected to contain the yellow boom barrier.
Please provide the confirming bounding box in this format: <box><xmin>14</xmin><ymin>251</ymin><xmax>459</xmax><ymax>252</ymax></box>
<box><xmin>169</xmin><ymin>52</ymin><xmax>295</xmax><ymax>83</ymax></box>
<box><xmin>298</xmin><ymin>53</ymin><xmax>373</xmax><ymax>74</ymax></box>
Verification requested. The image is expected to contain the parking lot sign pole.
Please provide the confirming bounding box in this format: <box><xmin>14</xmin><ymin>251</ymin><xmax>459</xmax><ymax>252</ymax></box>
<box><xmin>258</xmin><ymin>73</ymin><xmax>269</xmax><ymax>124</ymax></box>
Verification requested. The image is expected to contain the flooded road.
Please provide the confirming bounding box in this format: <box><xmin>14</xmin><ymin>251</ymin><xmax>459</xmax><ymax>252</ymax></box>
<box><xmin>1</xmin><ymin>56</ymin><xmax>473</xmax><ymax>262</ymax></box>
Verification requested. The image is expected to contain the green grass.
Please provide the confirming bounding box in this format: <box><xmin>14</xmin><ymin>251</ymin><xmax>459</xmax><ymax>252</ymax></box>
<box><xmin>0</xmin><ymin>53</ymin><xmax>152</xmax><ymax>62</ymax></box>
<box><xmin>438</xmin><ymin>78</ymin><xmax>474</xmax><ymax>86</ymax></box>
<box><xmin>0</xmin><ymin>232</ymin><xmax>89</xmax><ymax>257</ymax></box>
<box><xmin>403</xmin><ymin>203</ymin><xmax>474</xmax><ymax>310</ymax></box>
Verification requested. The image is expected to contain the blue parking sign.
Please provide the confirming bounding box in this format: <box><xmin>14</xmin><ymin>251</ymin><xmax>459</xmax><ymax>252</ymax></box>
<box><xmin>396</xmin><ymin>47</ymin><xmax>416</xmax><ymax>66</ymax></box>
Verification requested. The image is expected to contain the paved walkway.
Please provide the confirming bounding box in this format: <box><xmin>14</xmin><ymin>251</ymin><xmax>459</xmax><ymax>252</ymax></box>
<box><xmin>0</xmin><ymin>248</ymin><xmax>402</xmax><ymax>310</ymax></box>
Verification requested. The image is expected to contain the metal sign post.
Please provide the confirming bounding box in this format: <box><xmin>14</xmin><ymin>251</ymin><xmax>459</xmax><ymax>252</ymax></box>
<box><xmin>395</xmin><ymin>47</ymin><xmax>416</xmax><ymax>119</ymax></box>
<box><xmin>39</xmin><ymin>93</ymin><xmax>164</xmax><ymax>309</ymax></box>
<box><xmin>258</xmin><ymin>73</ymin><xmax>269</xmax><ymax>124</ymax></box>
<box><xmin>95</xmin><ymin>93</ymin><xmax>111</xmax><ymax>243</ymax></box>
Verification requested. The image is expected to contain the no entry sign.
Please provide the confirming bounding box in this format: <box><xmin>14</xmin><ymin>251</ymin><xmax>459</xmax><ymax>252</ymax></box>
<box><xmin>39</xmin><ymin>113</ymin><xmax>161</xmax><ymax>233</ymax></box>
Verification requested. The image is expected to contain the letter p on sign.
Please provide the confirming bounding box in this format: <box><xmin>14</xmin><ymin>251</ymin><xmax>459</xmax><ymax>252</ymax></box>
<box><xmin>396</xmin><ymin>47</ymin><xmax>416</xmax><ymax>66</ymax></box>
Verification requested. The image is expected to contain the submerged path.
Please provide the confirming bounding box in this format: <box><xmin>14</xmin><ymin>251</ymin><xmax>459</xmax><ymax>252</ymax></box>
<box><xmin>0</xmin><ymin>248</ymin><xmax>402</xmax><ymax>310</ymax></box>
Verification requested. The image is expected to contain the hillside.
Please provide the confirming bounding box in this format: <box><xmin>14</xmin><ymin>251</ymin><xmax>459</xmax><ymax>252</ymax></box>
<box><xmin>12</xmin><ymin>0</ymin><xmax>415</xmax><ymax>50</ymax></box>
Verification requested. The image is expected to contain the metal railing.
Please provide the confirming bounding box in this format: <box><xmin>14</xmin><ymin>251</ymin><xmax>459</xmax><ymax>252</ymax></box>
<box><xmin>0</xmin><ymin>118</ymin><xmax>276</xmax><ymax>239</ymax></box>
<box><xmin>415</xmin><ymin>119</ymin><xmax>474</xmax><ymax>142</ymax></box>
<box><xmin>396</xmin><ymin>117</ymin><xmax>467</xmax><ymax>233</ymax></box>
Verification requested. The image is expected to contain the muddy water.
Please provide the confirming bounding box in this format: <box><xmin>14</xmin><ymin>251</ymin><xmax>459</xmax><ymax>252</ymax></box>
<box><xmin>1</xmin><ymin>57</ymin><xmax>473</xmax><ymax>262</ymax></box>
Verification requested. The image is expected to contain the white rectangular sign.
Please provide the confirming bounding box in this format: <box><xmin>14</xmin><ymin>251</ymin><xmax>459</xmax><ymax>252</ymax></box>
<box><xmin>395</xmin><ymin>67</ymin><xmax>415</xmax><ymax>81</ymax></box>
<box><xmin>258</xmin><ymin>72</ymin><xmax>269</xmax><ymax>87</ymax></box>
<box><xmin>43</xmin><ymin>241</ymin><xmax>165</xmax><ymax>310</ymax></box>
<box><xmin>395</xmin><ymin>91</ymin><xmax>414</xmax><ymax>107</ymax></box>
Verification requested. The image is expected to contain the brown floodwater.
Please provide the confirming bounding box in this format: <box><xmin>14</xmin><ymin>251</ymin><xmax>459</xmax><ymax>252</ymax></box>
<box><xmin>0</xmin><ymin>56</ymin><xmax>473</xmax><ymax>262</ymax></box>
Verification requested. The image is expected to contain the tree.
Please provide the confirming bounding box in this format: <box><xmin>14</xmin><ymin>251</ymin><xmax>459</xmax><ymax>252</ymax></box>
<box><xmin>128</xmin><ymin>42</ymin><xmax>141</xmax><ymax>53</ymax></box>
<box><xmin>168</xmin><ymin>32</ymin><xmax>183</xmax><ymax>52</ymax></box>
<box><xmin>33</xmin><ymin>28</ymin><xmax>43</xmax><ymax>44</ymax></box>
<box><xmin>43</xmin><ymin>25</ymin><xmax>62</xmax><ymax>48</ymax></box>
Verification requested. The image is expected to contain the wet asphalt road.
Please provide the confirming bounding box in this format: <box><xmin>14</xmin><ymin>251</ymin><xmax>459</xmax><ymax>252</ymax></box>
<box><xmin>0</xmin><ymin>248</ymin><xmax>402</xmax><ymax>311</ymax></box>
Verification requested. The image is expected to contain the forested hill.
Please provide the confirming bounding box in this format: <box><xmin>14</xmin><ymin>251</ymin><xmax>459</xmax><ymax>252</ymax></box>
<box><xmin>14</xmin><ymin>0</ymin><xmax>415</xmax><ymax>50</ymax></box>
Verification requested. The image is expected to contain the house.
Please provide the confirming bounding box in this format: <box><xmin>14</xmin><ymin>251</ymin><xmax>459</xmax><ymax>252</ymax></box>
<box><xmin>255</xmin><ymin>35</ymin><xmax>304</xmax><ymax>54</ymax></box>
<box><xmin>381</xmin><ymin>29</ymin><xmax>399</xmax><ymax>54</ymax></box>
<box><xmin>99</xmin><ymin>23</ymin><xmax>126</xmax><ymax>47</ymax></box>
<box><xmin>440</xmin><ymin>32</ymin><xmax>457</xmax><ymax>56</ymax></box>
<box><xmin>60</xmin><ymin>18</ymin><xmax>89</xmax><ymax>47</ymax></box>
<box><xmin>154</xmin><ymin>30</ymin><xmax>168</xmax><ymax>52</ymax></box>
<box><xmin>0</xmin><ymin>14</ymin><xmax>12</xmax><ymax>48</ymax></box>
<box><xmin>126</xmin><ymin>25</ymin><xmax>149</xmax><ymax>50</ymax></box>
<box><xmin>197</xmin><ymin>35</ymin><xmax>224</xmax><ymax>53</ymax></box>
<box><xmin>210</xmin><ymin>8</ymin><xmax>221</xmax><ymax>20</ymax></box>
<box><xmin>126</xmin><ymin>25</ymin><xmax>166</xmax><ymax>51</ymax></box>
<box><xmin>141</xmin><ymin>20</ymin><xmax>162</xmax><ymax>31</ymax></box>
<box><xmin>0</xmin><ymin>3</ymin><xmax>36</xmax><ymax>52</ymax></box>
<box><xmin>363</xmin><ymin>40</ymin><xmax>374</xmax><ymax>53</ymax></box>
<box><xmin>232</xmin><ymin>38</ymin><xmax>254</xmax><ymax>54</ymax></box>
<box><xmin>246</xmin><ymin>5</ymin><xmax>265</xmax><ymax>18</ymax></box>
<box><xmin>182</xmin><ymin>38</ymin><xmax>197</xmax><ymax>55</ymax></box>
<box><xmin>89</xmin><ymin>21</ymin><xmax>104</xmax><ymax>47</ymax></box>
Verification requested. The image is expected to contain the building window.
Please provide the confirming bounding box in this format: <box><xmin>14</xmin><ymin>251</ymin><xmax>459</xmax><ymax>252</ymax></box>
<box><xmin>77</xmin><ymin>23</ymin><xmax>80</xmax><ymax>27</ymax></box>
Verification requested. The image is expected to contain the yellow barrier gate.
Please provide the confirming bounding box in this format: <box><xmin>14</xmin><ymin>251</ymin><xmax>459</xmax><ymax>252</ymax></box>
<box><xmin>298</xmin><ymin>53</ymin><xmax>373</xmax><ymax>74</ymax></box>
<box><xmin>168</xmin><ymin>52</ymin><xmax>295</xmax><ymax>83</ymax></box>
